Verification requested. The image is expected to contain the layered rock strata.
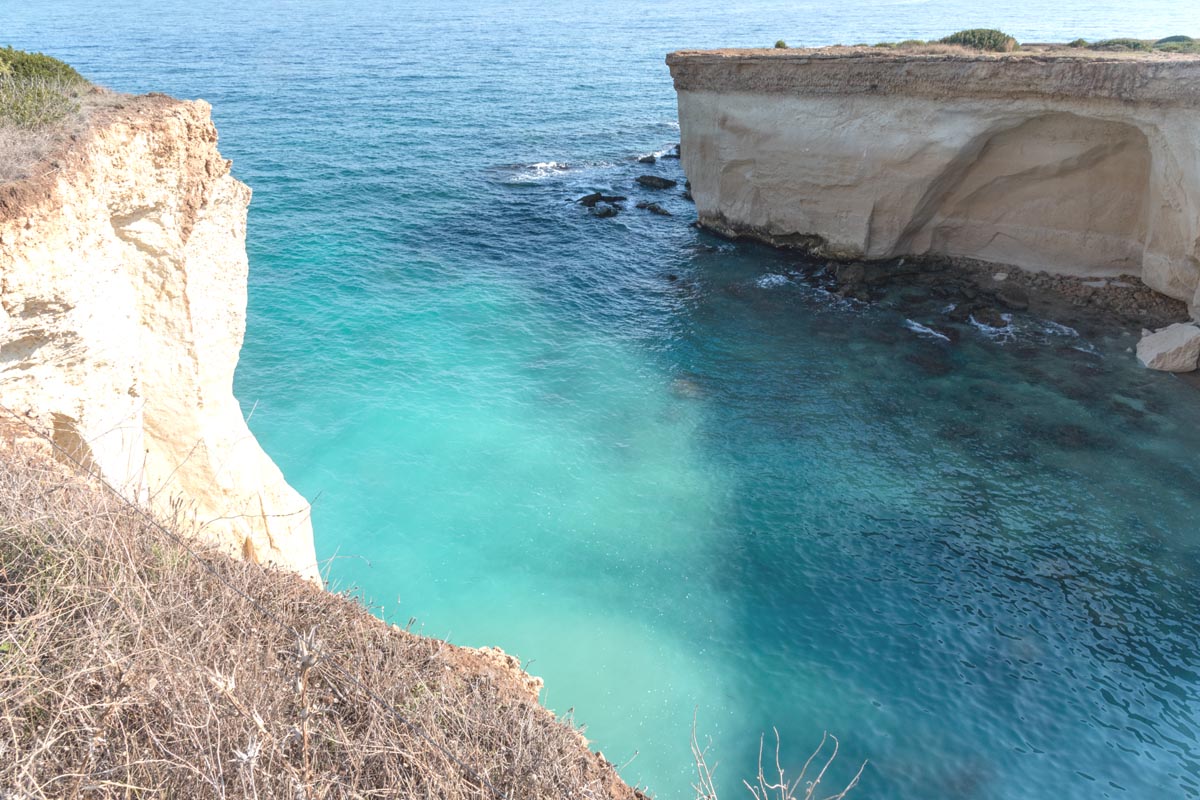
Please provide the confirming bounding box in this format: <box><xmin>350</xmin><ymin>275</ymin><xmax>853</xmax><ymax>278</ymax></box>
<box><xmin>0</xmin><ymin>95</ymin><xmax>317</xmax><ymax>577</ymax></box>
<box><xmin>667</xmin><ymin>48</ymin><xmax>1200</xmax><ymax>319</ymax></box>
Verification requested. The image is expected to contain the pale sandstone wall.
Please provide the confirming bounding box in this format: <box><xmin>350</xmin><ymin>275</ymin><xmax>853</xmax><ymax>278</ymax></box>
<box><xmin>668</xmin><ymin>51</ymin><xmax>1200</xmax><ymax>316</ymax></box>
<box><xmin>0</xmin><ymin>95</ymin><xmax>317</xmax><ymax>578</ymax></box>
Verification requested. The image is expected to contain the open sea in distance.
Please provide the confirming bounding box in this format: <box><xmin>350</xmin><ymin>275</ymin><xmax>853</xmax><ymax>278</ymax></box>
<box><xmin>10</xmin><ymin>1</ymin><xmax>1200</xmax><ymax>796</ymax></box>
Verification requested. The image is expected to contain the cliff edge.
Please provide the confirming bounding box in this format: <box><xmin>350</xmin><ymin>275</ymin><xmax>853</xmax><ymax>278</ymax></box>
<box><xmin>667</xmin><ymin>47</ymin><xmax>1200</xmax><ymax>318</ymax></box>
<box><xmin>0</xmin><ymin>94</ymin><xmax>317</xmax><ymax>577</ymax></box>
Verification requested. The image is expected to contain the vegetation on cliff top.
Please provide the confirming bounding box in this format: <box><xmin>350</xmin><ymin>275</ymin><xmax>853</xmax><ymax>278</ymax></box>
<box><xmin>938</xmin><ymin>29</ymin><xmax>1018</xmax><ymax>52</ymax></box>
<box><xmin>1069</xmin><ymin>35</ymin><xmax>1200</xmax><ymax>53</ymax></box>
<box><xmin>871</xmin><ymin>31</ymin><xmax>1198</xmax><ymax>55</ymax></box>
<box><xmin>0</xmin><ymin>46</ymin><xmax>113</xmax><ymax>183</ymax></box>
<box><xmin>872</xmin><ymin>29</ymin><xmax>1018</xmax><ymax>52</ymax></box>
<box><xmin>0</xmin><ymin>45</ymin><xmax>89</xmax><ymax>128</ymax></box>
<box><xmin>0</xmin><ymin>45</ymin><xmax>86</xmax><ymax>84</ymax></box>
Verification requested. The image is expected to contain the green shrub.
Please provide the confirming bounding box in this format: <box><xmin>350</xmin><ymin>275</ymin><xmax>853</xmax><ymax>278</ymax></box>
<box><xmin>1155</xmin><ymin>35</ymin><xmax>1195</xmax><ymax>44</ymax></box>
<box><xmin>1067</xmin><ymin>38</ymin><xmax>1089</xmax><ymax>48</ymax></box>
<box><xmin>774</xmin><ymin>40</ymin><xmax>788</xmax><ymax>49</ymax></box>
<box><xmin>0</xmin><ymin>46</ymin><xmax>86</xmax><ymax>84</ymax></box>
<box><xmin>898</xmin><ymin>39</ymin><xmax>927</xmax><ymax>47</ymax></box>
<box><xmin>0</xmin><ymin>47</ymin><xmax>88</xmax><ymax>129</ymax></box>
<box><xmin>1091</xmin><ymin>37</ymin><xmax>1153</xmax><ymax>51</ymax></box>
<box><xmin>939</xmin><ymin>28</ymin><xmax>1019</xmax><ymax>52</ymax></box>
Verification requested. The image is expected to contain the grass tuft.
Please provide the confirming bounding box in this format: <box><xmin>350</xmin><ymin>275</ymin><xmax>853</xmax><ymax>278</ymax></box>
<box><xmin>0</xmin><ymin>46</ymin><xmax>89</xmax><ymax>129</ymax></box>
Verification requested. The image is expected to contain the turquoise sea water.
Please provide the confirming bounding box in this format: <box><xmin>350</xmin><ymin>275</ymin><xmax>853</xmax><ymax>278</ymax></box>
<box><xmin>11</xmin><ymin>2</ymin><xmax>1200</xmax><ymax>797</ymax></box>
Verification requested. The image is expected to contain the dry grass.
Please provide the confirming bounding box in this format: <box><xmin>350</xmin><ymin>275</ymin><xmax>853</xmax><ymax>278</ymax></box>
<box><xmin>0</xmin><ymin>86</ymin><xmax>126</xmax><ymax>184</ymax></box>
<box><xmin>0</xmin><ymin>438</ymin><xmax>639</xmax><ymax>799</ymax></box>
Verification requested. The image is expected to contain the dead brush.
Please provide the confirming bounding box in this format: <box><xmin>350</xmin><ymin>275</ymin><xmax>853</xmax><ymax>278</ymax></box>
<box><xmin>0</xmin><ymin>439</ymin><xmax>642</xmax><ymax>799</ymax></box>
<box><xmin>692</xmin><ymin>714</ymin><xmax>865</xmax><ymax>800</ymax></box>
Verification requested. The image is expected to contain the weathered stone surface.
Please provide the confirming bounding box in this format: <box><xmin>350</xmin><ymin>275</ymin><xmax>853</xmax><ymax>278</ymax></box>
<box><xmin>1136</xmin><ymin>322</ymin><xmax>1200</xmax><ymax>372</ymax></box>
<box><xmin>667</xmin><ymin>48</ymin><xmax>1200</xmax><ymax>318</ymax></box>
<box><xmin>0</xmin><ymin>95</ymin><xmax>317</xmax><ymax>578</ymax></box>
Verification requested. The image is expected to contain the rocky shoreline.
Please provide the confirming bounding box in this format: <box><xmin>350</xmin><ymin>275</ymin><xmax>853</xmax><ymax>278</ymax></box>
<box><xmin>735</xmin><ymin>246</ymin><xmax>1193</xmax><ymax>353</ymax></box>
<box><xmin>821</xmin><ymin>253</ymin><xmax>1189</xmax><ymax>333</ymax></box>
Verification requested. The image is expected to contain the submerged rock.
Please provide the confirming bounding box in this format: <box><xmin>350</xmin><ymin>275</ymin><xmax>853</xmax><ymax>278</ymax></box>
<box><xmin>1136</xmin><ymin>322</ymin><xmax>1200</xmax><ymax>372</ymax></box>
<box><xmin>636</xmin><ymin>201</ymin><xmax>671</xmax><ymax>216</ymax></box>
<box><xmin>971</xmin><ymin>307</ymin><xmax>1008</xmax><ymax>328</ymax></box>
<box><xmin>662</xmin><ymin>143</ymin><xmax>681</xmax><ymax>159</ymax></box>
<box><xmin>578</xmin><ymin>192</ymin><xmax>627</xmax><ymax>208</ymax></box>
<box><xmin>997</xmin><ymin>286</ymin><xmax>1030</xmax><ymax>311</ymax></box>
<box><xmin>636</xmin><ymin>175</ymin><xmax>678</xmax><ymax>190</ymax></box>
<box><xmin>837</xmin><ymin>262</ymin><xmax>866</xmax><ymax>286</ymax></box>
<box><xmin>590</xmin><ymin>204</ymin><xmax>620</xmax><ymax>218</ymax></box>
<box><xmin>637</xmin><ymin>155</ymin><xmax>657</xmax><ymax>164</ymax></box>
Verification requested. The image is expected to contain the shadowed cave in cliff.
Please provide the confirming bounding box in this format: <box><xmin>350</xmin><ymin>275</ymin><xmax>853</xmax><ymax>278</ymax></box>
<box><xmin>901</xmin><ymin>112</ymin><xmax>1152</xmax><ymax>276</ymax></box>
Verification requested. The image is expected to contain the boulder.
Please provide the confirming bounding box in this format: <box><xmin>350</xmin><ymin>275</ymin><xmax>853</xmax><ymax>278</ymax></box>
<box><xmin>1136</xmin><ymin>322</ymin><xmax>1200</xmax><ymax>372</ymax></box>
<box><xmin>638</xmin><ymin>155</ymin><xmax>657</xmax><ymax>164</ymax></box>
<box><xmin>590</xmin><ymin>204</ymin><xmax>620</xmax><ymax>218</ymax></box>
<box><xmin>662</xmin><ymin>144</ymin><xmax>681</xmax><ymax>159</ymax></box>
<box><xmin>636</xmin><ymin>175</ymin><xmax>678</xmax><ymax>190</ymax></box>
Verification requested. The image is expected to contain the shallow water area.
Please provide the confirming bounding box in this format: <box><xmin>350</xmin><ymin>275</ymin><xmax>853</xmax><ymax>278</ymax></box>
<box><xmin>12</xmin><ymin>1</ymin><xmax>1200</xmax><ymax>798</ymax></box>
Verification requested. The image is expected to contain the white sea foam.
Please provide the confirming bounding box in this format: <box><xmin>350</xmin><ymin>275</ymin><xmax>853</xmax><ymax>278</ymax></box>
<box><xmin>506</xmin><ymin>161</ymin><xmax>571</xmax><ymax>183</ymax></box>
<box><xmin>756</xmin><ymin>273</ymin><xmax>790</xmax><ymax>288</ymax></box>
<box><xmin>1038</xmin><ymin>320</ymin><xmax>1079</xmax><ymax>338</ymax></box>
<box><xmin>905</xmin><ymin>319</ymin><xmax>950</xmax><ymax>341</ymax></box>
<box><xmin>969</xmin><ymin>313</ymin><xmax>1015</xmax><ymax>340</ymax></box>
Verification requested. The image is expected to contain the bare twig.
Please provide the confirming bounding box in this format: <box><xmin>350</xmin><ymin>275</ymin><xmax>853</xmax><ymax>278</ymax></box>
<box><xmin>692</xmin><ymin>715</ymin><xmax>866</xmax><ymax>800</ymax></box>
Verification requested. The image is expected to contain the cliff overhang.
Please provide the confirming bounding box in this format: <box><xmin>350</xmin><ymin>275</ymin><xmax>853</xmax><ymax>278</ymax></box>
<box><xmin>668</xmin><ymin>47</ymin><xmax>1200</xmax><ymax>318</ymax></box>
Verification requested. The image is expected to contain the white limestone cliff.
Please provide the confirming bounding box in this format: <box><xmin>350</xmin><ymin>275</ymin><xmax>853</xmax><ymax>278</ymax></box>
<box><xmin>0</xmin><ymin>95</ymin><xmax>317</xmax><ymax>578</ymax></box>
<box><xmin>667</xmin><ymin>48</ymin><xmax>1200</xmax><ymax>318</ymax></box>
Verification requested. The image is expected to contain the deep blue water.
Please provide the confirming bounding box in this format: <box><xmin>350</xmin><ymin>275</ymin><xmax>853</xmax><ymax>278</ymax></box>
<box><xmin>10</xmin><ymin>2</ymin><xmax>1200</xmax><ymax>797</ymax></box>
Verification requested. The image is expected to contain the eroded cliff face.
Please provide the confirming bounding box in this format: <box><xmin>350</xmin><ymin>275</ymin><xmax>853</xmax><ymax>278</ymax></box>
<box><xmin>0</xmin><ymin>95</ymin><xmax>317</xmax><ymax>578</ymax></box>
<box><xmin>668</xmin><ymin>49</ymin><xmax>1200</xmax><ymax>317</ymax></box>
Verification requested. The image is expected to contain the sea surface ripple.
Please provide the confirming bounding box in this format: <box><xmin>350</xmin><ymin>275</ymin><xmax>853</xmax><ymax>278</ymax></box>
<box><xmin>10</xmin><ymin>2</ymin><xmax>1200</xmax><ymax>797</ymax></box>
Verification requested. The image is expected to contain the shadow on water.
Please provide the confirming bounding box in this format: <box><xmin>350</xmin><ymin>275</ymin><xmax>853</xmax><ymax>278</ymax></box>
<box><xmin>675</xmin><ymin>256</ymin><xmax>1200</xmax><ymax>798</ymax></box>
<box><xmin>13</xmin><ymin>1</ymin><xmax>1200</xmax><ymax>797</ymax></box>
